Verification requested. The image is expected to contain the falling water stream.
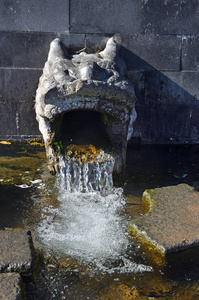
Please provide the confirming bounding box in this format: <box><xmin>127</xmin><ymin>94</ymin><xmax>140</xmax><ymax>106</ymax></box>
<box><xmin>37</xmin><ymin>152</ymin><xmax>152</xmax><ymax>278</ymax></box>
<box><xmin>1</xmin><ymin>144</ymin><xmax>199</xmax><ymax>298</ymax></box>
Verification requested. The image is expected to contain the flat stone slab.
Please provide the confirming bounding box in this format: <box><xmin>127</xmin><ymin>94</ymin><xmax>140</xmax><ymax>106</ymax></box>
<box><xmin>0</xmin><ymin>230</ymin><xmax>33</xmax><ymax>275</ymax></box>
<box><xmin>129</xmin><ymin>184</ymin><xmax>199</xmax><ymax>254</ymax></box>
<box><xmin>0</xmin><ymin>273</ymin><xmax>22</xmax><ymax>300</ymax></box>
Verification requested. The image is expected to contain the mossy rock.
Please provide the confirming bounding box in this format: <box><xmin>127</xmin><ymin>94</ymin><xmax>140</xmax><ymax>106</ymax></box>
<box><xmin>129</xmin><ymin>184</ymin><xmax>199</xmax><ymax>261</ymax></box>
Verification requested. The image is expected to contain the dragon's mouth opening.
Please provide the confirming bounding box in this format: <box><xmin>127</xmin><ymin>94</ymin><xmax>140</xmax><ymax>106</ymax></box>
<box><xmin>51</xmin><ymin>110</ymin><xmax>112</xmax><ymax>151</ymax></box>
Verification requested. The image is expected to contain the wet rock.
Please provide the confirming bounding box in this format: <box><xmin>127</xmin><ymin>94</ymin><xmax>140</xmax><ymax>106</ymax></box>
<box><xmin>129</xmin><ymin>184</ymin><xmax>199</xmax><ymax>254</ymax></box>
<box><xmin>101</xmin><ymin>283</ymin><xmax>140</xmax><ymax>300</ymax></box>
<box><xmin>0</xmin><ymin>230</ymin><xmax>33</xmax><ymax>275</ymax></box>
<box><xmin>0</xmin><ymin>273</ymin><xmax>23</xmax><ymax>300</ymax></box>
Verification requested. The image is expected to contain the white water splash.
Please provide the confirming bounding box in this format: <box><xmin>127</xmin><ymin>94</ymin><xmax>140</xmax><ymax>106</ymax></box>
<box><xmin>37</xmin><ymin>152</ymin><xmax>152</xmax><ymax>274</ymax></box>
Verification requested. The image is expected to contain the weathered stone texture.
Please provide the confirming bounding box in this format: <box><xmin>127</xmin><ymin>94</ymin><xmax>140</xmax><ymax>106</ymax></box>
<box><xmin>132</xmin><ymin>104</ymin><xmax>199</xmax><ymax>144</ymax></box>
<box><xmin>129</xmin><ymin>70</ymin><xmax>199</xmax><ymax>143</ymax></box>
<box><xmin>35</xmin><ymin>37</ymin><xmax>136</xmax><ymax>172</ymax></box>
<box><xmin>0</xmin><ymin>32</ymin><xmax>56</xmax><ymax>69</ymax></box>
<box><xmin>119</xmin><ymin>35</ymin><xmax>181</xmax><ymax>71</ymax></box>
<box><xmin>182</xmin><ymin>35</ymin><xmax>199</xmax><ymax>71</ymax></box>
<box><xmin>0</xmin><ymin>0</ymin><xmax>199</xmax><ymax>143</ymax></box>
<box><xmin>0</xmin><ymin>68</ymin><xmax>41</xmax><ymax>139</ymax></box>
<box><xmin>0</xmin><ymin>0</ymin><xmax>69</xmax><ymax>32</ymax></box>
<box><xmin>70</xmin><ymin>0</ymin><xmax>142</xmax><ymax>34</ymax></box>
<box><xmin>143</xmin><ymin>71</ymin><xmax>199</xmax><ymax>106</ymax></box>
<box><xmin>141</xmin><ymin>0</ymin><xmax>199</xmax><ymax>35</ymax></box>
<box><xmin>70</xmin><ymin>0</ymin><xmax>199</xmax><ymax>35</ymax></box>
<box><xmin>129</xmin><ymin>184</ymin><xmax>199</xmax><ymax>253</ymax></box>
<box><xmin>0</xmin><ymin>273</ymin><xmax>23</xmax><ymax>300</ymax></box>
<box><xmin>1</xmin><ymin>0</ymin><xmax>198</xmax><ymax>36</ymax></box>
<box><xmin>0</xmin><ymin>32</ymin><xmax>87</xmax><ymax>69</ymax></box>
<box><xmin>0</xmin><ymin>230</ymin><xmax>33</xmax><ymax>275</ymax></box>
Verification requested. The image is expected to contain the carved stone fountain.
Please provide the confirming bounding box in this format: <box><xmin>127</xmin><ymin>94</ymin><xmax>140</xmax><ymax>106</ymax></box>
<box><xmin>35</xmin><ymin>37</ymin><xmax>137</xmax><ymax>174</ymax></box>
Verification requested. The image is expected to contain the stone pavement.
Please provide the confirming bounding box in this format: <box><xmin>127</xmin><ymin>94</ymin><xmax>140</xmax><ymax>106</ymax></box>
<box><xmin>0</xmin><ymin>230</ymin><xmax>33</xmax><ymax>299</ymax></box>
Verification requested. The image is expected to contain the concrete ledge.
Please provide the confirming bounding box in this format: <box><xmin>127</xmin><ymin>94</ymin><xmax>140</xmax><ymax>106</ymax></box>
<box><xmin>0</xmin><ymin>230</ymin><xmax>33</xmax><ymax>275</ymax></box>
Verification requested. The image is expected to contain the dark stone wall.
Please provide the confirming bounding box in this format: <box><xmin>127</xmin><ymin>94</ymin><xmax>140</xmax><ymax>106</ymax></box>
<box><xmin>0</xmin><ymin>0</ymin><xmax>199</xmax><ymax>143</ymax></box>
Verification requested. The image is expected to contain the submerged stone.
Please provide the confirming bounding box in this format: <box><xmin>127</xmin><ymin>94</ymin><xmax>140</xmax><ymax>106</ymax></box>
<box><xmin>0</xmin><ymin>230</ymin><xmax>33</xmax><ymax>275</ymax></box>
<box><xmin>129</xmin><ymin>184</ymin><xmax>199</xmax><ymax>255</ymax></box>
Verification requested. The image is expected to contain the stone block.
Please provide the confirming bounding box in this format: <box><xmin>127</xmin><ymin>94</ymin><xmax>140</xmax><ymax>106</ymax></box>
<box><xmin>5</xmin><ymin>67</ymin><xmax>42</xmax><ymax>136</ymax></box>
<box><xmin>0</xmin><ymin>273</ymin><xmax>23</xmax><ymax>300</ymax></box>
<box><xmin>120</xmin><ymin>35</ymin><xmax>181</xmax><ymax>71</ymax></box>
<box><xmin>59</xmin><ymin>34</ymin><xmax>86</xmax><ymax>53</ymax></box>
<box><xmin>0</xmin><ymin>0</ymin><xmax>69</xmax><ymax>32</ymax></box>
<box><xmin>0</xmin><ymin>230</ymin><xmax>33</xmax><ymax>275</ymax></box>
<box><xmin>144</xmin><ymin>71</ymin><xmax>199</xmax><ymax>106</ymax></box>
<box><xmin>0</xmin><ymin>103</ymin><xmax>18</xmax><ymax>136</ymax></box>
<box><xmin>159</xmin><ymin>71</ymin><xmax>199</xmax><ymax>105</ymax></box>
<box><xmin>141</xmin><ymin>0</ymin><xmax>199</xmax><ymax>35</ymax></box>
<box><xmin>0</xmin><ymin>68</ymin><xmax>41</xmax><ymax>138</ymax></box>
<box><xmin>127</xmin><ymin>69</ymin><xmax>199</xmax><ymax>144</ymax></box>
<box><xmin>0</xmin><ymin>32</ymin><xmax>56</xmax><ymax>68</ymax></box>
<box><xmin>0</xmin><ymin>32</ymin><xmax>86</xmax><ymax>69</ymax></box>
<box><xmin>150</xmin><ymin>104</ymin><xmax>194</xmax><ymax>143</ymax></box>
<box><xmin>0</xmin><ymin>69</ymin><xmax>6</xmax><ymax>104</ymax></box>
<box><xmin>70</xmin><ymin>0</ymin><xmax>199</xmax><ymax>35</ymax></box>
<box><xmin>132</xmin><ymin>102</ymin><xmax>199</xmax><ymax>144</ymax></box>
<box><xmin>180</xmin><ymin>71</ymin><xmax>199</xmax><ymax>101</ymax></box>
<box><xmin>129</xmin><ymin>184</ymin><xmax>199</xmax><ymax>253</ymax></box>
<box><xmin>17</xmin><ymin>101</ymin><xmax>41</xmax><ymax>136</ymax></box>
<box><xmin>5</xmin><ymin>68</ymin><xmax>42</xmax><ymax>103</ymax></box>
<box><xmin>70</xmin><ymin>0</ymin><xmax>142</xmax><ymax>34</ymax></box>
<box><xmin>155</xmin><ymin>104</ymin><xmax>199</xmax><ymax>143</ymax></box>
<box><xmin>182</xmin><ymin>35</ymin><xmax>199</xmax><ymax>71</ymax></box>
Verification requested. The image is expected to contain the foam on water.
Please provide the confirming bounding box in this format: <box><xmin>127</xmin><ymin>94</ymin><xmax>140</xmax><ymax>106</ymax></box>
<box><xmin>37</xmin><ymin>155</ymin><xmax>153</xmax><ymax>274</ymax></box>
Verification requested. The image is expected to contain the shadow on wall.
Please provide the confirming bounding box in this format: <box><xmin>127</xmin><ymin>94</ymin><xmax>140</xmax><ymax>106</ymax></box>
<box><xmin>120</xmin><ymin>46</ymin><xmax>199</xmax><ymax>144</ymax></box>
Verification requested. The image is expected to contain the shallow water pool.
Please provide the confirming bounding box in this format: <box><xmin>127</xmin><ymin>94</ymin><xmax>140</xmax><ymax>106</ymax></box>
<box><xmin>0</xmin><ymin>143</ymin><xmax>199</xmax><ymax>299</ymax></box>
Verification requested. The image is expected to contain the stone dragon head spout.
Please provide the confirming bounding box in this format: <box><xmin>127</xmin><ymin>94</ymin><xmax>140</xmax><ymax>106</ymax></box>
<box><xmin>35</xmin><ymin>37</ymin><xmax>137</xmax><ymax>173</ymax></box>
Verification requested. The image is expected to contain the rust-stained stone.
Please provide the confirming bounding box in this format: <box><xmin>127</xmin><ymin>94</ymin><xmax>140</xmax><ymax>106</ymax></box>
<box><xmin>129</xmin><ymin>184</ymin><xmax>199</xmax><ymax>254</ymax></box>
<box><xmin>0</xmin><ymin>230</ymin><xmax>33</xmax><ymax>275</ymax></box>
